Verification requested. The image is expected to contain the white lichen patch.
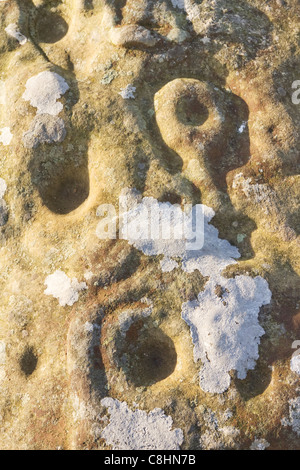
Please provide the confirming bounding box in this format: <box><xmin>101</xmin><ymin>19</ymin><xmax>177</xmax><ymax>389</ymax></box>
<box><xmin>5</xmin><ymin>23</ymin><xmax>27</xmax><ymax>45</ymax></box>
<box><xmin>23</xmin><ymin>71</ymin><xmax>69</xmax><ymax>116</ymax></box>
<box><xmin>281</xmin><ymin>397</ymin><xmax>300</xmax><ymax>436</ymax></box>
<box><xmin>182</xmin><ymin>276</ymin><xmax>271</xmax><ymax>394</ymax></box>
<box><xmin>0</xmin><ymin>127</ymin><xmax>13</xmax><ymax>146</ymax></box>
<box><xmin>122</xmin><ymin>194</ymin><xmax>204</xmax><ymax>269</ymax></box>
<box><xmin>101</xmin><ymin>398</ymin><xmax>184</xmax><ymax>450</ymax></box>
<box><xmin>44</xmin><ymin>270</ymin><xmax>87</xmax><ymax>307</ymax></box>
<box><xmin>23</xmin><ymin>115</ymin><xmax>67</xmax><ymax>148</ymax></box>
<box><xmin>250</xmin><ymin>438</ymin><xmax>270</xmax><ymax>450</ymax></box>
<box><xmin>119</xmin><ymin>85</ymin><xmax>136</xmax><ymax>100</ymax></box>
<box><xmin>291</xmin><ymin>355</ymin><xmax>300</xmax><ymax>375</ymax></box>
<box><xmin>118</xmin><ymin>188</ymin><xmax>239</xmax><ymax>279</ymax></box>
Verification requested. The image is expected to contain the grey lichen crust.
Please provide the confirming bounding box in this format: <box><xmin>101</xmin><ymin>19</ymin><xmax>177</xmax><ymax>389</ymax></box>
<box><xmin>182</xmin><ymin>276</ymin><xmax>271</xmax><ymax>394</ymax></box>
<box><xmin>23</xmin><ymin>115</ymin><xmax>67</xmax><ymax>149</ymax></box>
<box><xmin>101</xmin><ymin>398</ymin><xmax>184</xmax><ymax>450</ymax></box>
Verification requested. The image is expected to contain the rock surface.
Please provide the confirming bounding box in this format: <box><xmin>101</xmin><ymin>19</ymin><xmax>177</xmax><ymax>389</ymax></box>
<box><xmin>0</xmin><ymin>0</ymin><xmax>299</xmax><ymax>450</ymax></box>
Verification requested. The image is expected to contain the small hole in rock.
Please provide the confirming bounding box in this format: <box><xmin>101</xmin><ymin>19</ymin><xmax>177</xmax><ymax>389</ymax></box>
<box><xmin>268</xmin><ymin>125</ymin><xmax>275</xmax><ymax>134</ymax></box>
<box><xmin>117</xmin><ymin>323</ymin><xmax>177</xmax><ymax>387</ymax></box>
<box><xmin>20</xmin><ymin>347</ymin><xmax>38</xmax><ymax>377</ymax></box>
<box><xmin>176</xmin><ymin>93</ymin><xmax>209</xmax><ymax>127</ymax></box>
<box><xmin>39</xmin><ymin>170</ymin><xmax>90</xmax><ymax>215</ymax></box>
<box><xmin>35</xmin><ymin>11</ymin><xmax>69</xmax><ymax>44</ymax></box>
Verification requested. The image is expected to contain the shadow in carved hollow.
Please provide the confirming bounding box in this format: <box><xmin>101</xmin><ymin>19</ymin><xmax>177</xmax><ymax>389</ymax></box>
<box><xmin>176</xmin><ymin>94</ymin><xmax>209</xmax><ymax>127</ymax></box>
<box><xmin>17</xmin><ymin>0</ymin><xmax>68</xmax><ymax>44</ymax></box>
<box><xmin>115</xmin><ymin>319</ymin><xmax>177</xmax><ymax>387</ymax></box>
<box><xmin>15</xmin><ymin>1</ymin><xmax>91</xmax><ymax>215</ymax></box>
<box><xmin>36</xmin><ymin>167</ymin><xmax>90</xmax><ymax>215</ymax></box>
<box><xmin>33</xmin><ymin>10</ymin><xmax>69</xmax><ymax>44</ymax></box>
<box><xmin>20</xmin><ymin>346</ymin><xmax>38</xmax><ymax>377</ymax></box>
